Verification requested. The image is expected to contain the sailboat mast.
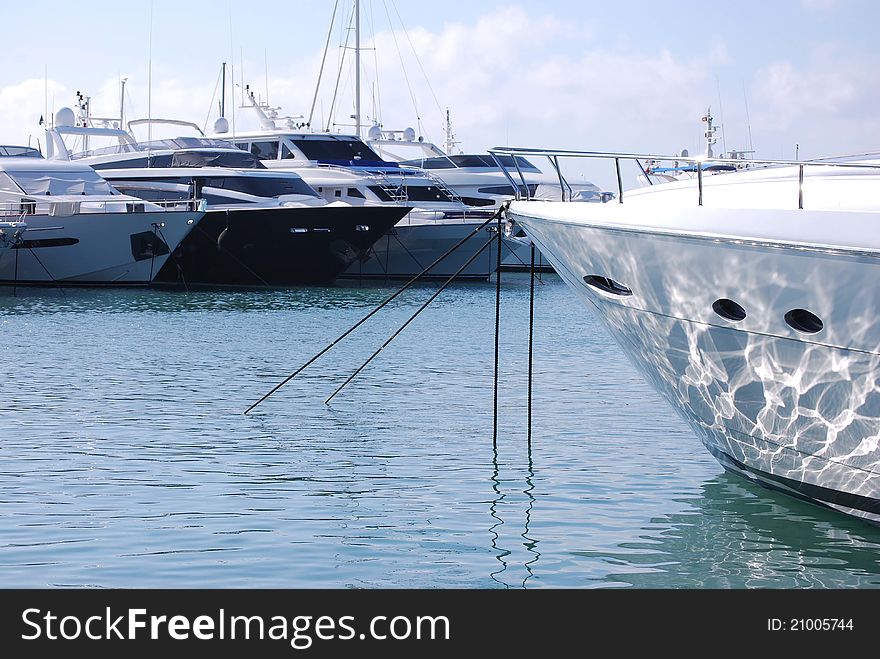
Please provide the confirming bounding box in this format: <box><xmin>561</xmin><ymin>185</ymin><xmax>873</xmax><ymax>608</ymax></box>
<box><xmin>221</xmin><ymin>62</ymin><xmax>227</xmax><ymax>117</ymax></box>
<box><xmin>119</xmin><ymin>77</ymin><xmax>127</xmax><ymax>128</ymax></box>
<box><xmin>355</xmin><ymin>0</ymin><xmax>361</xmax><ymax>137</ymax></box>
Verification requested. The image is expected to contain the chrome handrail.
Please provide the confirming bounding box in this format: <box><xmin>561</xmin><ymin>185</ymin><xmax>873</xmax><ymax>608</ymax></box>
<box><xmin>489</xmin><ymin>146</ymin><xmax>880</xmax><ymax>209</ymax></box>
<box><xmin>0</xmin><ymin>198</ymin><xmax>204</xmax><ymax>216</ymax></box>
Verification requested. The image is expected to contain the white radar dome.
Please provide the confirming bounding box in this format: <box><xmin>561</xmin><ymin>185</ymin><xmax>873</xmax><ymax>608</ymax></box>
<box><xmin>367</xmin><ymin>124</ymin><xmax>382</xmax><ymax>141</ymax></box>
<box><xmin>55</xmin><ymin>107</ymin><xmax>76</xmax><ymax>127</ymax></box>
<box><xmin>213</xmin><ymin>117</ymin><xmax>230</xmax><ymax>134</ymax></box>
<box><xmin>402</xmin><ymin>127</ymin><xmax>416</xmax><ymax>141</ymax></box>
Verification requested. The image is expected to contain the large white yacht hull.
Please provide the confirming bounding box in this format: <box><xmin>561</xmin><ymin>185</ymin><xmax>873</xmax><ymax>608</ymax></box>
<box><xmin>0</xmin><ymin>211</ymin><xmax>199</xmax><ymax>286</ymax></box>
<box><xmin>510</xmin><ymin>199</ymin><xmax>880</xmax><ymax>524</ymax></box>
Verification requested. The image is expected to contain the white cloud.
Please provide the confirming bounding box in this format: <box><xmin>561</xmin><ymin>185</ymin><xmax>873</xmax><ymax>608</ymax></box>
<box><xmin>0</xmin><ymin>79</ymin><xmax>70</xmax><ymax>149</ymax></box>
<box><xmin>0</xmin><ymin>4</ymin><xmax>875</xmax><ymax>175</ymax></box>
<box><xmin>752</xmin><ymin>43</ymin><xmax>880</xmax><ymax>157</ymax></box>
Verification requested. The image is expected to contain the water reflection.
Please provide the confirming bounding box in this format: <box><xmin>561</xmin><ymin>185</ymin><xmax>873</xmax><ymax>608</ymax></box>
<box><xmin>601</xmin><ymin>473</ymin><xmax>880</xmax><ymax>588</ymax></box>
<box><xmin>0</xmin><ymin>282</ymin><xmax>467</xmax><ymax>317</ymax></box>
<box><xmin>488</xmin><ymin>444</ymin><xmax>542</xmax><ymax>589</ymax></box>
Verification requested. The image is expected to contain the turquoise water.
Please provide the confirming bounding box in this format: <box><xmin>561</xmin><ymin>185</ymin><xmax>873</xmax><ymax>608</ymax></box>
<box><xmin>1</xmin><ymin>275</ymin><xmax>879</xmax><ymax>588</ymax></box>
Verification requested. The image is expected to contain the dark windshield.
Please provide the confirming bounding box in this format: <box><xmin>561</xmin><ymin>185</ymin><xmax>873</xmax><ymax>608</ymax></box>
<box><xmin>401</xmin><ymin>156</ymin><xmax>455</xmax><ymax>169</ymax></box>
<box><xmin>450</xmin><ymin>154</ymin><xmax>540</xmax><ymax>170</ymax></box>
<box><xmin>202</xmin><ymin>176</ymin><xmax>318</xmax><ymax>198</ymax></box>
<box><xmin>291</xmin><ymin>137</ymin><xmax>383</xmax><ymax>163</ymax></box>
<box><xmin>171</xmin><ymin>150</ymin><xmax>265</xmax><ymax>169</ymax></box>
<box><xmin>401</xmin><ymin>154</ymin><xmax>540</xmax><ymax>171</ymax></box>
<box><xmin>0</xmin><ymin>145</ymin><xmax>43</xmax><ymax>158</ymax></box>
<box><xmin>107</xmin><ymin>175</ymin><xmax>318</xmax><ymax>199</ymax></box>
<box><xmin>91</xmin><ymin>150</ymin><xmax>266</xmax><ymax>170</ymax></box>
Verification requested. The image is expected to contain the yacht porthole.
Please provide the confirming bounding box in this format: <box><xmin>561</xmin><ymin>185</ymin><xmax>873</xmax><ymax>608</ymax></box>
<box><xmin>582</xmin><ymin>275</ymin><xmax>632</xmax><ymax>297</ymax></box>
<box><xmin>784</xmin><ymin>308</ymin><xmax>824</xmax><ymax>334</ymax></box>
<box><xmin>712</xmin><ymin>298</ymin><xmax>746</xmax><ymax>322</ymax></box>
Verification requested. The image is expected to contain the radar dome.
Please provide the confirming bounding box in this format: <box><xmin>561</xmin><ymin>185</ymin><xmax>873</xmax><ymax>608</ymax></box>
<box><xmin>367</xmin><ymin>124</ymin><xmax>382</xmax><ymax>141</ymax></box>
<box><xmin>680</xmin><ymin>148</ymin><xmax>689</xmax><ymax>158</ymax></box>
<box><xmin>214</xmin><ymin>117</ymin><xmax>230</xmax><ymax>134</ymax></box>
<box><xmin>402</xmin><ymin>127</ymin><xmax>416</xmax><ymax>141</ymax></box>
<box><xmin>55</xmin><ymin>107</ymin><xmax>76</xmax><ymax>127</ymax></box>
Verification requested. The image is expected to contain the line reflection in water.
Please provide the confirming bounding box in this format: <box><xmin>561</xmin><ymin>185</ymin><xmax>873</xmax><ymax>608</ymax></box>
<box><xmin>488</xmin><ymin>443</ymin><xmax>542</xmax><ymax>589</ymax></box>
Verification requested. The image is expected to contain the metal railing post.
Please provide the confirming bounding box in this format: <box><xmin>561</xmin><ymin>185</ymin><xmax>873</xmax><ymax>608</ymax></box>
<box><xmin>798</xmin><ymin>164</ymin><xmax>804</xmax><ymax>209</ymax></box>
<box><xmin>615</xmin><ymin>158</ymin><xmax>623</xmax><ymax>203</ymax></box>
<box><xmin>550</xmin><ymin>155</ymin><xmax>566</xmax><ymax>201</ymax></box>
<box><xmin>512</xmin><ymin>156</ymin><xmax>529</xmax><ymax>199</ymax></box>
<box><xmin>697</xmin><ymin>161</ymin><xmax>703</xmax><ymax>206</ymax></box>
<box><xmin>491</xmin><ymin>153</ymin><xmax>523</xmax><ymax>200</ymax></box>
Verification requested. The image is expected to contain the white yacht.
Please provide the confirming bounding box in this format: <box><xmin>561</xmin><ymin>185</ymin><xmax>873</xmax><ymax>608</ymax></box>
<box><xmin>367</xmin><ymin>123</ymin><xmax>604</xmax><ymax>272</ymax></box>
<box><xmin>0</xmin><ymin>146</ymin><xmax>199</xmax><ymax>286</ymax></box>
<box><xmin>498</xmin><ymin>145</ymin><xmax>880</xmax><ymax>524</ymax></box>
<box><xmin>369</xmin><ymin>123</ymin><xmax>602</xmax><ymax>208</ymax></box>
<box><xmin>207</xmin><ymin>96</ymin><xmax>505</xmax><ymax>280</ymax></box>
<box><xmin>44</xmin><ymin>112</ymin><xmax>408</xmax><ymax>286</ymax></box>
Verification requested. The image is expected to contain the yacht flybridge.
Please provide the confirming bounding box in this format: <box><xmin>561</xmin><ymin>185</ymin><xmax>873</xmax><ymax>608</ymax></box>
<box><xmin>497</xmin><ymin>145</ymin><xmax>880</xmax><ymax>524</ymax></box>
<box><xmin>44</xmin><ymin>108</ymin><xmax>408</xmax><ymax>286</ymax></box>
<box><xmin>0</xmin><ymin>149</ymin><xmax>199</xmax><ymax>287</ymax></box>
<box><xmin>367</xmin><ymin>124</ymin><xmax>602</xmax><ymax>209</ymax></box>
<box><xmin>366</xmin><ymin>123</ymin><xmax>605</xmax><ymax>271</ymax></box>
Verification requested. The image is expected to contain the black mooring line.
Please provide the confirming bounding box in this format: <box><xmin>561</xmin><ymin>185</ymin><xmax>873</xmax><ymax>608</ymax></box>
<box><xmin>13</xmin><ymin>243</ymin><xmax>18</xmax><ymax>298</ymax></box>
<box><xmin>324</xmin><ymin>231</ymin><xmax>500</xmax><ymax>406</ymax></box>
<box><xmin>148</xmin><ymin>225</ymin><xmax>157</xmax><ymax>283</ymax></box>
<box><xmin>27</xmin><ymin>247</ymin><xmax>66</xmax><ymax>296</ymax></box>
<box><xmin>528</xmin><ymin>241</ymin><xmax>536</xmax><ymax>449</ymax></box>
<box><xmin>244</xmin><ymin>211</ymin><xmax>501</xmax><ymax>415</ymax></box>
<box><xmin>493</xmin><ymin>211</ymin><xmax>502</xmax><ymax>449</ymax></box>
<box><xmin>154</xmin><ymin>225</ymin><xmax>190</xmax><ymax>293</ymax></box>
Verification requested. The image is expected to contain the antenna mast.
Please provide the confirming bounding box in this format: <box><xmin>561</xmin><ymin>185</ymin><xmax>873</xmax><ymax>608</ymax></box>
<box><xmin>444</xmin><ymin>108</ymin><xmax>459</xmax><ymax>155</ymax></box>
<box><xmin>702</xmin><ymin>107</ymin><xmax>718</xmax><ymax>158</ymax></box>
<box><xmin>355</xmin><ymin>0</ymin><xmax>361</xmax><ymax>137</ymax></box>
<box><xmin>119</xmin><ymin>77</ymin><xmax>127</xmax><ymax>128</ymax></box>
<box><xmin>220</xmin><ymin>62</ymin><xmax>226</xmax><ymax>117</ymax></box>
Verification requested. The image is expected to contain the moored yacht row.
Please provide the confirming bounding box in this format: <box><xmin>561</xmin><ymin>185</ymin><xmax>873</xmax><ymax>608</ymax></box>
<box><xmin>0</xmin><ymin>93</ymin><xmax>547</xmax><ymax>288</ymax></box>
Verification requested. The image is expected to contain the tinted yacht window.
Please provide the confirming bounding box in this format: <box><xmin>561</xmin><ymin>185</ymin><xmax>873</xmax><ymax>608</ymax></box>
<box><xmin>203</xmin><ymin>176</ymin><xmax>319</xmax><ymax>198</ymax></box>
<box><xmin>291</xmin><ymin>138</ymin><xmax>383</xmax><ymax>162</ymax></box>
<box><xmin>401</xmin><ymin>156</ymin><xmax>455</xmax><ymax>169</ymax></box>
<box><xmin>113</xmin><ymin>186</ymin><xmax>189</xmax><ymax>202</ymax></box>
<box><xmin>402</xmin><ymin>185</ymin><xmax>453</xmax><ymax>202</ymax></box>
<box><xmin>250</xmin><ymin>141</ymin><xmax>280</xmax><ymax>160</ymax></box>
<box><xmin>171</xmin><ymin>150</ymin><xmax>265</xmax><ymax>169</ymax></box>
<box><xmin>492</xmin><ymin>155</ymin><xmax>541</xmax><ymax>171</ymax></box>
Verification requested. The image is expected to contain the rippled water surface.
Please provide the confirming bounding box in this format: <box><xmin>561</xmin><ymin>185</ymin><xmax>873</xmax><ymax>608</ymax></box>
<box><xmin>1</xmin><ymin>275</ymin><xmax>879</xmax><ymax>588</ymax></box>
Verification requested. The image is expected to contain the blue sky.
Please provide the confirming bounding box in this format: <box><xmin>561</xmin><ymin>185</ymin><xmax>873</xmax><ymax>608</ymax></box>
<box><xmin>1</xmin><ymin>0</ymin><xmax>877</xmax><ymax>181</ymax></box>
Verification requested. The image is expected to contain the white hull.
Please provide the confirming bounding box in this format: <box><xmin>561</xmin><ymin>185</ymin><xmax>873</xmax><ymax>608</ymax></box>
<box><xmin>510</xmin><ymin>178</ymin><xmax>880</xmax><ymax>523</ymax></box>
<box><xmin>0</xmin><ymin>211</ymin><xmax>199</xmax><ymax>285</ymax></box>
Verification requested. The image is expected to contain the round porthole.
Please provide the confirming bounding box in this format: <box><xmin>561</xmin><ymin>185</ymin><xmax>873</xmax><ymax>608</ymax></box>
<box><xmin>583</xmin><ymin>275</ymin><xmax>632</xmax><ymax>297</ymax></box>
<box><xmin>712</xmin><ymin>298</ymin><xmax>746</xmax><ymax>322</ymax></box>
<box><xmin>784</xmin><ymin>308</ymin><xmax>824</xmax><ymax>334</ymax></box>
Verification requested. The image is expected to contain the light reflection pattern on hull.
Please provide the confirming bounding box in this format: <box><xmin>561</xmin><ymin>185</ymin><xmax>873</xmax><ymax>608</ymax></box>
<box><xmin>511</xmin><ymin>209</ymin><xmax>880</xmax><ymax>524</ymax></box>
